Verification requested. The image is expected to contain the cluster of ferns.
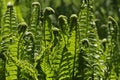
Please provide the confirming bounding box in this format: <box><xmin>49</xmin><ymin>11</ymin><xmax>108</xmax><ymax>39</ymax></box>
<box><xmin>0</xmin><ymin>0</ymin><xmax>120</xmax><ymax>80</ymax></box>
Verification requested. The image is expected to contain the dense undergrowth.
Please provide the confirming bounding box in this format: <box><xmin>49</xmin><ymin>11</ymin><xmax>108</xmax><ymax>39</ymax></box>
<box><xmin>0</xmin><ymin>0</ymin><xmax>120</xmax><ymax>80</ymax></box>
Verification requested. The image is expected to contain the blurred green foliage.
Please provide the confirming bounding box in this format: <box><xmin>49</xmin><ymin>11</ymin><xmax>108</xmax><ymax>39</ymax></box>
<box><xmin>1</xmin><ymin>0</ymin><xmax>120</xmax><ymax>28</ymax></box>
<box><xmin>13</xmin><ymin>0</ymin><xmax>120</xmax><ymax>38</ymax></box>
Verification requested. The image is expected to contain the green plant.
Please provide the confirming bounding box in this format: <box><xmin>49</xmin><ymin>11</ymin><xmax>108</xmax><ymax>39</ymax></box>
<box><xmin>0</xmin><ymin>0</ymin><xmax>120</xmax><ymax>80</ymax></box>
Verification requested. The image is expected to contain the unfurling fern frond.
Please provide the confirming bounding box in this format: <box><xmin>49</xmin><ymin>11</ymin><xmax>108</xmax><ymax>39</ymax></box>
<box><xmin>30</xmin><ymin>2</ymin><xmax>41</xmax><ymax>57</ymax></box>
<box><xmin>1</xmin><ymin>2</ymin><xmax>18</xmax><ymax>80</ymax></box>
<box><xmin>39</xmin><ymin>7</ymin><xmax>55</xmax><ymax>80</ymax></box>
<box><xmin>58</xmin><ymin>15</ymin><xmax>69</xmax><ymax>37</ymax></box>
<box><xmin>108</xmin><ymin>16</ymin><xmax>120</xmax><ymax>79</ymax></box>
<box><xmin>104</xmin><ymin>16</ymin><xmax>120</xmax><ymax>79</ymax></box>
<box><xmin>86</xmin><ymin>1</ymin><xmax>104</xmax><ymax>79</ymax></box>
<box><xmin>77</xmin><ymin>1</ymin><xmax>91</xmax><ymax>79</ymax></box>
<box><xmin>43</xmin><ymin>7</ymin><xmax>55</xmax><ymax>47</ymax></box>
<box><xmin>43</xmin><ymin>7</ymin><xmax>55</xmax><ymax>18</ymax></box>
<box><xmin>68</xmin><ymin>14</ymin><xmax>79</xmax><ymax>79</ymax></box>
<box><xmin>51</xmin><ymin>15</ymin><xmax>73</xmax><ymax>80</ymax></box>
<box><xmin>22</xmin><ymin>32</ymin><xmax>35</xmax><ymax>64</ymax></box>
<box><xmin>17</xmin><ymin>22</ymin><xmax>27</xmax><ymax>61</ymax></box>
<box><xmin>17</xmin><ymin>22</ymin><xmax>35</xmax><ymax>79</ymax></box>
<box><xmin>77</xmin><ymin>0</ymin><xmax>104</xmax><ymax>79</ymax></box>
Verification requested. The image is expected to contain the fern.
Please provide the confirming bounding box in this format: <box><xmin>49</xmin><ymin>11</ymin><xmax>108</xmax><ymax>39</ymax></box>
<box><xmin>39</xmin><ymin>7</ymin><xmax>55</xmax><ymax>80</ymax></box>
<box><xmin>17</xmin><ymin>22</ymin><xmax>37</xmax><ymax>79</ymax></box>
<box><xmin>68</xmin><ymin>14</ymin><xmax>78</xmax><ymax>79</ymax></box>
<box><xmin>0</xmin><ymin>0</ymin><xmax>120</xmax><ymax>80</ymax></box>
<box><xmin>29</xmin><ymin>4</ymin><xmax>46</xmax><ymax>79</ymax></box>
<box><xmin>50</xmin><ymin>27</ymin><xmax>65</xmax><ymax>79</ymax></box>
<box><xmin>22</xmin><ymin>32</ymin><xmax>35</xmax><ymax>63</ymax></box>
<box><xmin>6</xmin><ymin>53</ymin><xmax>38</xmax><ymax>80</ymax></box>
<box><xmin>29</xmin><ymin>2</ymin><xmax>40</xmax><ymax>57</ymax></box>
<box><xmin>1</xmin><ymin>2</ymin><xmax>18</xmax><ymax>80</ymax></box>
<box><xmin>104</xmin><ymin>16</ymin><xmax>120</xmax><ymax>79</ymax></box>
<box><xmin>54</xmin><ymin>15</ymin><xmax>73</xmax><ymax>80</ymax></box>
<box><xmin>43</xmin><ymin>7</ymin><xmax>55</xmax><ymax>47</ymax></box>
<box><xmin>76</xmin><ymin>0</ymin><xmax>104</xmax><ymax>79</ymax></box>
<box><xmin>0</xmin><ymin>54</ymin><xmax>6</xmax><ymax>80</ymax></box>
<box><xmin>76</xmin><ymin>1</ymin><xmax>91</xmax><ymax>79</ymax></box>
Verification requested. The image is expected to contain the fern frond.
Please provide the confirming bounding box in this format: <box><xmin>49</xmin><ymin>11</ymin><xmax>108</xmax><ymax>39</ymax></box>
<box><xmin>104</xmin><ymin>16</ymin><xmax>120</xmax><ymax>79</ymax></box>
<box><xmin>29</xmin><ymin>2</ymin><xmax>41</xmax><ymax>58</ymax></box>
<box><xmin>22</xmin><ymin>32</ymin><xmax>35</xmax><ymax>64</ymax></box>
<box><xmin>17</xmin><ymin>22</ymin><xmax>36</xmax><ymax>79</ymax></box>
<box><xmin>43</xmin><ymin>7</ymin><xmax>55</xmax><ymax>47</ymax></box>
<box><xmin>0</xmin><ymin>54</ymin><xmax>6</xmax><ymax>80</ymax></box>
<box><xmin>68</xmin><ymin>14</ymin><xmax>79</xmax><ymax>80</ymax></box>
<box><xmin>1</xmin><ymin>2</ymin><xmax>18</xmax><ymax>80</ymax></box>
<box><xmin>77</xmin><ymin>0</ymin><xmax>104</xmax><ymax>79</ymax></box>
<box><xmin>52</xmin><ymin>15</ymin><xmax>73</xmax><ymax>80</ymax></box>
<box><xmin>38</xmin><ymin>7</ymin><xmax>55</xmax><ymax>80</ymax></box>
<box><xmin>5</xmin><ymin>53</ymin><xmax>38</xmax><ymax>80</ymax></box>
